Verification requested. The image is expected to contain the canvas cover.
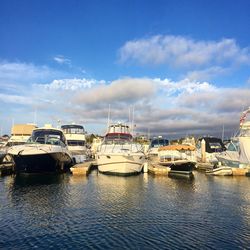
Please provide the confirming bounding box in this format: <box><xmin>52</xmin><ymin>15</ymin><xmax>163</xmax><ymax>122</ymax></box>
<box><xmin>158</xmin><ymin>144</ymin><xmax>196</xmax><ymax>151</ymax></box>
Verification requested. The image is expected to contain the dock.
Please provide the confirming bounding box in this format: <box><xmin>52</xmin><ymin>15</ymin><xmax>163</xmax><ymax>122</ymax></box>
<box><xmin>232</xmin><ymin>168</ymin><xmax>248</xmax><ymax>176</ymax></box>
<box><xmin>70</xmin><ymin>160</ymin><xmax>97</xmax><ymax>176</ymax></box>
<box><xmin>147</xmin><ymin>161</ymin><xmax>170</xmax><ymax>176</ymax></box>
<box><xmin>196</xmin><ymin>162</ymin><xmax>214</xmax><ymax>171</ymax></box>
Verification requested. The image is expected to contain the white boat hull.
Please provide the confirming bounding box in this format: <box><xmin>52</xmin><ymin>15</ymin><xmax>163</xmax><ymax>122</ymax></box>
<box><xmin>206</xmin><ymin>167</ymin><xmax>233</xmax><ymax>176</ymax></box>
<box><xmin>97</xmin><ymin>154</ymin><xmax>145</xmax><ymax>175</ymax></box>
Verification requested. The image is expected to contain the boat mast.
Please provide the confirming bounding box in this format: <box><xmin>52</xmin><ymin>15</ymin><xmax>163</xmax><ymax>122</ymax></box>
<box><xmin>131</xmin><ymin>106</ymin><xmax>134</xmax><ymax>135</ymax></box>
<box><xmin>221</xmin><ymin>123</ymin><xmax>224</xmax><ymax>142</ymax></box>
<box><xmin>107</xmin><ymin>104</ymin><xmax>111</xmax><ymax>133</ymax></box>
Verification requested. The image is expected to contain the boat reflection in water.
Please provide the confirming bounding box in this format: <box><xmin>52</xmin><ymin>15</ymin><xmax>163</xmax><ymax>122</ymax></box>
<box><xmin>1</xmin><ymin>171</ymin><xmax>250</xmax><ymax>249</ymax></box>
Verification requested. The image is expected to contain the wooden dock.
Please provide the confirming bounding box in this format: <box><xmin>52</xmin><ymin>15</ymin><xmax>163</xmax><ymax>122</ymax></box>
<box><xmin>148</xmin><ymin>162</ymin><xmax>170</xmax><ymax>176</ymax></box>
<box><xmin>196</xmin><ymin>162</ymin><xmax>214</xmax><ymax>171</ymax></box>
<box><xmin>70</xmin><ymin>160</ymin><xmax>97</xmax><ymax>176</ymax></box>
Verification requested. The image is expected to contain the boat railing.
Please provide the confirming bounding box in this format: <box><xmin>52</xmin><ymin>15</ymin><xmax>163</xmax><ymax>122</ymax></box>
<box><xmin>100</xmin><ymin>141</ymin><xmax>144</xmax><ymax>154</ymax></box>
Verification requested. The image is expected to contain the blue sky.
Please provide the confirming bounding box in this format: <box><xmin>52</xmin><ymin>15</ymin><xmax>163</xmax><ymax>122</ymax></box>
<box><xmin>0</xmin><ymin>0</ymin><xmax>250</xmax><ymax>137</ymax></box>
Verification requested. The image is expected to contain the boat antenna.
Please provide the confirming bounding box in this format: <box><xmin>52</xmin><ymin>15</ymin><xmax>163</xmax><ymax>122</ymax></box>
<box><xmin>107</xmin><ymin>104</ymin><xmax>111</xmax><ymax>132</ymax></box>
<box><xmin>131</xmin><ymin>106</ymin><xmax>135</xmax><ymax>135</ymax></box>
<box><xmin>147</xmin><ymin>127</ymin><xmax>150</xmax><ymax>140</ymax></box>
<box><xmin>221</xmin><ymin>123</ymin><xmax>224</xmax><ymax>141</ymax></box>
<box><xmin>129</xmin><ymin>106</ymin><xmax>131</xmax><ymax>128</ymax></box>
<box><xmin>33</xmin><ymin>109</ymin><xmax>37</xmax><ymax>125</ymax></box>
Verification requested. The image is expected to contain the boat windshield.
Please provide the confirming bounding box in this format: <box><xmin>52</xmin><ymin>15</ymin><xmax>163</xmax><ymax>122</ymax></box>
<box><xmin>61</xmin><ymin>125</ymin><xmax>85</xmax><ymax>134</ymax></box>
<box><xmin>104</xmin><ymin>133</ymin><xmax>132</xmax><ymax>144</ymax></box>
<box><xmin>227</xmin><ymin>141</ymin><xmax>239</xmax><ymax>152</ymax></box>
<box><xmin>28</xmin><ymin>129</ymin><xmax>67</xmax><ymax>146</ymax></box>
<box><xmin>150</xmin><ymin>138</ymin><xmax>169</xmax><ymax>148</ymax></box>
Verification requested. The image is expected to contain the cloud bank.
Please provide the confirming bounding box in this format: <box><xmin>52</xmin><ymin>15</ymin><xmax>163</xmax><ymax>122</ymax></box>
<box><xmin>119</xmin><ymin>35</ymin><xmax>250</xmax><ymax>67</ymax></box>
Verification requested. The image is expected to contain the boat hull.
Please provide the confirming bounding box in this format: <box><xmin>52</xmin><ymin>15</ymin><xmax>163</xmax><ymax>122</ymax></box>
<box><xmin>8</xmin><ymin>144</ymin><xmax>72</xmax><ymax>173</ymax></box>
<box><xmin>206</xmin><ymin>167</ymin><xmax>233</xmax><ymax>176</ymax></box>
<box><xmin>97</xmin><ymin>154</ymin><xmax>145</xmax><ymax>176</ymax></box>
<box><xmin>169</xmin><ymin>161</ymin><xmax>195</xmax><ymax>172</ymax></box>
<box><xmin>0</xmin><ymin>152</ymin><xmax>6</xmax><ymax>164</ymax></box>
<box><xmin>12</xmin><ymin>152</ymin><xmax>72</xmax><ymax>173</ymax></box>
<box><xmin>159</xmin><ymin>159</ymin><xmax>195</xmax><ymax>172</ymax></box>
<box><xmin>216</xmin><ymin>155</ymin><xmax>239</xmax><ymax>168</ymax></box>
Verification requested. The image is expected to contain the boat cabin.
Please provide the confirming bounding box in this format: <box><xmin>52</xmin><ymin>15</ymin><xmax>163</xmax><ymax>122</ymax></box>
<box><xmin>61</xmin><ymin>124</ymin><xmax>85</xmax><ymax>134</ymax></box>
<box><xmin>197</xmin><ymin>137</ymin><xmax>226</xmax><ymax>153</ymax></box>
<box><xmin>104</xmin><ymin>123</ymin><xmax>132</xmax><ymax>144</ymax></box>
<box><xmin>149</xmin><ymin>137</ymin><xmax>169</xmax><ymax>148</ymax></box>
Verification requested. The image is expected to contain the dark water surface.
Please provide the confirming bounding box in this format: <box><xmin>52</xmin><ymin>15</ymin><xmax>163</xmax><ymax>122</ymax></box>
<box><xmin>0</xmin><ymin>171</ymin><xmax>249</xmax><ymax>249</ymax></box>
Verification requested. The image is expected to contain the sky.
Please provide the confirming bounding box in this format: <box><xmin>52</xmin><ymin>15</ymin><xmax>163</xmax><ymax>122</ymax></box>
<box><xmin>0</xmin><ymin>0</ymin><xmax>250</xmax><ymax>138</ymax></box>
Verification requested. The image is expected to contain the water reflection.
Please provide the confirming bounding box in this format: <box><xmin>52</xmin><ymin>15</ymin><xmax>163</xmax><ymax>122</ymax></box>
<box><xmin>0</xmin><ymin>171</ymin><xmax>249</xmax><ymax>249</ymax></box>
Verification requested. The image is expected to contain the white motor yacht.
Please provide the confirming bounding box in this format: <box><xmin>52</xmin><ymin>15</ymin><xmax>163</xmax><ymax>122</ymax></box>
<box><xmin>61</xmin><ymin>124</ymin><xmax>87</xmax><ymax>163</ymax></box>
<box><xmin>96</xmin><ymin>123</ymin><xmax>146</xmax><ymax>175</ymax></box>
<box><xmin>216</xmin><ymin>139</ymin><xmax>240</xmax><ymax>168</ymax></box>
<box><xmin>7</xmin><ymin>125</ymin><xmax>73</xmax><ymax>173</ymax></box>
<box><xmin>215</xmin><ymin>107</ymin><xmax>250</xmax><ymax>169</ymax></box>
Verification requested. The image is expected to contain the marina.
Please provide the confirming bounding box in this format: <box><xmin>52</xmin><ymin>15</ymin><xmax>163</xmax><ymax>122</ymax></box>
<box><xmin>2</xmin><ymin>0</ymin><xmax>250</xmax><ymax>248</ymax></box>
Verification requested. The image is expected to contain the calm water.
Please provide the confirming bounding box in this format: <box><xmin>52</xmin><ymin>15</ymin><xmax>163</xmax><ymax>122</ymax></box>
<box><xmin>0</xmin><ymin>171</ymin><xmax>250</xmax><ymax>250</ymax></box>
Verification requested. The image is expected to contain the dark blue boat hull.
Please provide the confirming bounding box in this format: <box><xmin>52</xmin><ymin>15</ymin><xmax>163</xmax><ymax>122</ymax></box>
<box><xmin>13</xmin><ymin>153</ymin><xmax>72</xmax><ymax>173</ymax></box>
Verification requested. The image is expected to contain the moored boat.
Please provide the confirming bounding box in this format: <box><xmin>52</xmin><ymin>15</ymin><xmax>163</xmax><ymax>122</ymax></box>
<box><xmin>216</xmin><ymin>107</ymin><xmax>250</xmax><ymax>169</ymax></box>
<box><xmin>61</xmin><ymin>124</ymin><xmax>87</xmax><ymax>163</ymax></box>
<box><xmin>7</xmin><ymin>125</ymin><xmax>73</xmax><ymax>173</ymax></box>
<box><xmin>147</xmin><ymin>136</ymin><xmax>169</xmax><ymax>162</ymax></box>
<box><xmin>205</xmin><ymin>166</ymin><xmax>233</xmax><ymax>176</ymax></box>
<box><xmin>96</xmin><ymin>123</ymin><xmax>146</xmax><ymax>176</ymax></box>
<box><xmin>158</xmin><ymin>144</ymin><xmax>196</xmax><ymax>173</ymax></box>
<box><xmin>196</xmin><ymin>137</ymin><xmax>226</xmax><ymax>164</ymax></box>
<box><xmin>216</xmin><ymin>139</ymin><xmax>240</xmax><ymax>168</ymax></box>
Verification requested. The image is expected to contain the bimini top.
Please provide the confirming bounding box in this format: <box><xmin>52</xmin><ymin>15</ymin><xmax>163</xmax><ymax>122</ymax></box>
<box><xmin>198</xmin><ymin>137</ymin><xmax>226</xmax><ymax>153</ymax></box>
<box><xmin>159</xmin><ymin>144</ymin><xmax>196</xmax><ymax>151</ymax></box>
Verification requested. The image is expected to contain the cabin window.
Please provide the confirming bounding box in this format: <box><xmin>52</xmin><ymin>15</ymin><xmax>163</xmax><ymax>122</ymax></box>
<box><xmin>67</xmin><ymin>140</ymin><xmax>85</xmax><ymax>146</ymax></box>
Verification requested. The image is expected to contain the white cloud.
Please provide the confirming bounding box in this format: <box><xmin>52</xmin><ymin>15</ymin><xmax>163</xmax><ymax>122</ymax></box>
<box><xmin>36</xmin><ymin>78</ymin><xmax>105</xmax><ymax>91</ymax></box>
<box><xmin>0</xmin><ymin>71</ymin><xmax>249</xmax><ymax>137</ymax></box>
<box><xmin>74</xmin><ymin>77</ymin><xmax>156</xmax><ymax>105</ymax></box>
<box><xmin>185</xmin><ymin>66</ymin><xmax>229</xmax><ymax>81</ymax></box>
<box><xmin>53</xmin><ymin>55</ymin><xmax>71</xmax><ymax>65</ymax></box>
<box><xmin>156</xmin><ymin>78</ymin><xmax>216</xmax><ymax>95</ymax></box>
<box><xmin>119</xmin><ymin>35</ymin><xmax>250</xmax><ymax>68</ymax></box>
<box><xmin>0</xmin><ymin>61</ymin><xmax>63</xmax><ymax>85</ymax></box>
